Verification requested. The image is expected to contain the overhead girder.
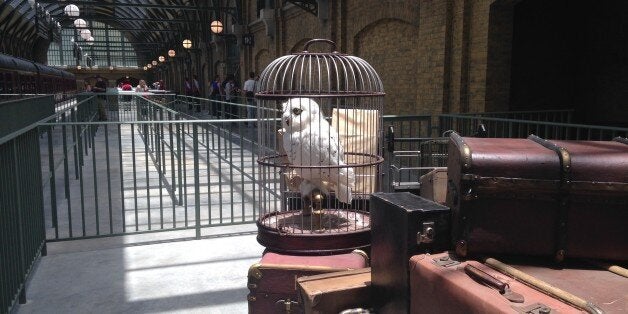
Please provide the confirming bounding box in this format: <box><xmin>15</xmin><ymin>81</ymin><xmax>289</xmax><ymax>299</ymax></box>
<box><xmin>1</xmin><ymin>0</ymin><xmax>241</xmax><ymax>64</ymax></box>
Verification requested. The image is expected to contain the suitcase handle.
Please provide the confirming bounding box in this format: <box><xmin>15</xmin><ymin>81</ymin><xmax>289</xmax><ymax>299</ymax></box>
<box><xmin>464</xmin><ymin>264</ymin><xmax>507</xmax><ymax>293</ymax></box>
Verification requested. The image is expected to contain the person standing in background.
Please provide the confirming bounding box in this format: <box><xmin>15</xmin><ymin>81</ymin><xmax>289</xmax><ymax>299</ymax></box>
<box><xmin>192</xmin><ymin>75</ymin><xmax>201</xmax><ymax>112</ymax></box>
<box><xmin>92</xmin><ymin>76</ymin><xmax>108</xmax><ymax>121</ymax></box>
<box><xmin>135</xmin><ymin>79</ymin><xmax>149</xmax><ymax>92</ymax></box>
<box><xmin>242</xmin><ymin>72</ymin><xmax>257</xmax><ymax>126</ymax></box>
<box><xmin>121</xmin><ymin>81</ymin><xmax>132</xmax><ymax>91</ymax></box>
<box><xmin>208</xmin><ymin>75</ymin><xmax>222</xmax><ymax>117</ymax></box>
<box><xmin>184</xmin><ymin>77</ymin><xmax>193</xmax><ymax>111</ymax></box>
<box><xmin>224</xmin><ymin>76</ymin><xmax>237</xmax><ymax>119</ymax></box>
<box><xmin>121</xmin><ymin>80</ymin><xmax>133</xmax><ymax>102</ymax></box>
<box><xmin>192</xmin><ymin>75</ymin><xmax>201</xmax><ymax>96</ymax></box>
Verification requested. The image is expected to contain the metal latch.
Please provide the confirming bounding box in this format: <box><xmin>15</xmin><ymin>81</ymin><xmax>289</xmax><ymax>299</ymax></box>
<box><xmin>417</xmin><ymin>221</ymin><xmax>435</xmax><ymax>245</ymax></box>
<box><xmin>433</xmin><ymin>255</ymin><xmax>460</xmax><ymax>268</ymax></box>
<box><xmin>276</xmin><ymin>298</ymin><xmax>299</xmax><ymax>313</ymax></box>
<box><xmin>512</xmin><ymin>302</ymin><xmax>554</xmax><ymax>314</ymax></box>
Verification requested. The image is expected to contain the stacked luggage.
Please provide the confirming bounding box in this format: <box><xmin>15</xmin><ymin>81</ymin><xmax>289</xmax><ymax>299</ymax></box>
<box><xmin>371</xmin><ymin>133</ymin><xmax>628</xmax><ymax>313</ymax></box>
<box><xmin>247</xmin><ymin>250</ymin><xmax>371</xmax><ymax>313</ymax></box>
<box><xmin>248</xmin><ymin>133</ymin><xmax>628</xmax><ymax>313</ymax></box>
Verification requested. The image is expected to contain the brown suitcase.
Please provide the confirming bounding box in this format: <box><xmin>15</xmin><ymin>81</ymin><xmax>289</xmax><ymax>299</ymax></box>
<box><xmin>297</xmin><ymin>268</ymin><xmax>372</xmax><ymax>314</ymax></box>
<box><xmin>247</xmin><ymin>250</ymin><xmax>369</xmax><ymax>314</ymax></box>
<box><xmin>409</xmin><ymin>252</ymin><xmax>628</xmax><ymax>313</ymax></box>
<box><xmin>446</xmin><ymin>133</ymin><xmax>628</xmax><ymax>261</ymax></box>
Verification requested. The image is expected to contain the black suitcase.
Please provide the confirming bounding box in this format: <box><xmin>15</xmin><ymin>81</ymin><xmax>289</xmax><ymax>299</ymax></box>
<box><xmin>370</xmin><ymin>192</ymin><xmax>450</xmax><ymax>313</ymax></box>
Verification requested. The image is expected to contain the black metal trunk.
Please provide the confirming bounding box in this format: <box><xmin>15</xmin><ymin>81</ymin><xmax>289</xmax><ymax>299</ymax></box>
<box><xmin>370</xmin><ymin>192</ymin><xmax>450</xmax><ymax>313</ymax></box>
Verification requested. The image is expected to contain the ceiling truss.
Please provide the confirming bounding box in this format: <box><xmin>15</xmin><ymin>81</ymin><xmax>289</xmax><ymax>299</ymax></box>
<box><xmin>0</xmin><ymin>0</ymin><xmax>242</xmax><ymax>64</ymax></box>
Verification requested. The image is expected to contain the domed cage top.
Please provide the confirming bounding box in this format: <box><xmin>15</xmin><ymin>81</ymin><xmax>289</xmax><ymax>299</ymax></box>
<box><xmin>255</xmin><ymin>39</ymin><xmax>385</xmax><ymax>254</ymax></box>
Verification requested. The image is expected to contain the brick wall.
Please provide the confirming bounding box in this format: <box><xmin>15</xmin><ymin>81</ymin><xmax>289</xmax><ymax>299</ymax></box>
<box><xmin>241</xmin><ymin>0</ymin><xmax>626</xmax><ymax>125</ymax></box>
<box><xmin>244</xmin><ymin>0</ymin><xmax>492</xmax><ymax>115</ymax></box>
<box><xmin>345</xmin><ymin>1</ymin><xmax>420</xmax><ymax>115</ymax></box>
<box><xmin>416</xmin><ymin>0</ymin><xmax>449</xmax><ymax>116</ymax></box>
<box><xmin>353</xmin><ymin>19</ymin><xmax>419</xmax><ymax>115</ymax></box>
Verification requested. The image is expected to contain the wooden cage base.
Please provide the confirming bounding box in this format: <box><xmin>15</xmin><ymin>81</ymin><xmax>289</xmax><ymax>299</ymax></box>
<box><xmin>256</xmin><ymin>209</ymin><xmax>371</xmax><ymax>255</ymax></box>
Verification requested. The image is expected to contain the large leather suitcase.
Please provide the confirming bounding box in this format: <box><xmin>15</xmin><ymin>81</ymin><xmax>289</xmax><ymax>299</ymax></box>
<box><xmin>447</xmin><ymin>133</ymin><xmax>628</xmax><ymax>261</ymax></box>
<box><xmin>409</xmin><ymin>252</ymin><xmax>628</xmax><ymax>313</ymax></box>
<box><xmin>247</xmin><ymin>250</ymin><xmax>369</xmax><ymax>314</ymax></box>
<box><xmin>370</xmin><ymin>192</ymin><xmax>450</xmax><ymax>313</ymax></box>
<box><xmin>297</xmin><ymin>267</ymin><xmax>372</xmax><ymax>314</ymax></box>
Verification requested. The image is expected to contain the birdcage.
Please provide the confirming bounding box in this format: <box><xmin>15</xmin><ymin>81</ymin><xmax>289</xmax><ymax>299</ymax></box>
<box><xmin>255</xmin><ymin>39</ymin><xmax>385</xmax><ymax>254</ymax></box>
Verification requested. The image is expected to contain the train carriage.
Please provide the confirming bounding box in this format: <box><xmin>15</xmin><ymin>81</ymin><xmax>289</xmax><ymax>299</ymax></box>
<box><xmin>0</xmin><ymin>52</ymin><xmax>76</xmax><ymax>102</ymax></box>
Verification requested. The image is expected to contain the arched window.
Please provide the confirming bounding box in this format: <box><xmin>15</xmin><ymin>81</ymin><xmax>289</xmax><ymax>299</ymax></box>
<box><xmin>47</xmin><ymin>21</ymin><xmax>138</xmax><ymax>68</ymax></box>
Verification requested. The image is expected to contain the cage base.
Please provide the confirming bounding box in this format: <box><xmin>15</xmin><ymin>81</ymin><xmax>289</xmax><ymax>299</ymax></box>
<box><xmin>256</xmin><ymin>209</ymin><xmax>371</xmax><ymax>255</ymax></box>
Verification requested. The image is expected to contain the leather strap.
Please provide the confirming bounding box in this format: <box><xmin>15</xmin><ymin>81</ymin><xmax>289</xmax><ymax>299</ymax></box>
<box><xmin>527</xmin><ymin>135</ymin><xmax>571</xmax><ymax>262</ymax></box>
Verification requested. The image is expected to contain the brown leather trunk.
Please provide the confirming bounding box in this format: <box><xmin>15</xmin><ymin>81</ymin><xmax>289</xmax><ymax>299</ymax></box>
<box><xmin>247</xmin><ymin>251</ymin><xmax>369</xmax><ymax>314</ymax></box>
<box><xmin>446</xmin><ymin>133</ymin><xmax>628</xmax><ymax>261</ymax></box>
<box><xmin>409</xmin><ymin>252</ymin><xmax>628</xmax><ymax>313</ymax></box>
<box><xmin>297</xmin><ymin>268</ymin><xmax>372</xmax><ymax>314</ymax></box>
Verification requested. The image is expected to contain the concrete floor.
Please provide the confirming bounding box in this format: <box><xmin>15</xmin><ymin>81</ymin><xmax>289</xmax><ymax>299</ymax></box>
<box><xmin>15</xmin><ymin>224</ymin><xmax>264</xmax><ymax>314</ymax></box>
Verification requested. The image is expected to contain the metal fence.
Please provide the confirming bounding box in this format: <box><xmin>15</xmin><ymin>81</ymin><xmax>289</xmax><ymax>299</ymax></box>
<box><xmin>381</xmin><ymin>115</ymin><xmax>443</xmax><ymax>192</ymax></box>
<box><xmin>455</xmin><ymin>109</ymin><xmax>573</xmax><ymax>123</ymax></box>
<box><xmin>0</xmin><ymin>96</ymin><xmax>51</xmax><ymax>314</ymax></box>
<box><xmin>383</xmin><ymin>111</ymin><xmax>627</xmax><ymax>193</ymax></box>
<box><xmin>438</xmin><ymin>114</ymin><xmax>628</xmax><ymax>140</ymax></box>
<box><xmin>39</xmin><ymin>94</ymin><xmax>260</xmax><ymax>242</ymax></box>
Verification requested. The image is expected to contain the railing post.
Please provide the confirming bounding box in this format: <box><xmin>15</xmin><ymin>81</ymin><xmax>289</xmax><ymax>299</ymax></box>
<box><xmin>47</xmin><ymin>125</ymin><xmax>58</xmax><ymax>228</ymax></box>
<box><xmin>13</xmin><ymin>141</ymin><xmax>27</xmax><ymax>304</ymax></box>
<box><xmin>193</xmin><ymin>124</ymin><xmax>201</xmax><ymax>239</ymax></box>
<box><xmin>176</xmin><ymin>122</ymin><xmax>183</xmax><ymax>205</ymax></box>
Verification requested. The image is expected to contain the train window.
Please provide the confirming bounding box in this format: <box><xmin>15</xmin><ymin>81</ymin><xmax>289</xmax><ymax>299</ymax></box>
<box><xmin>25</xmin><ymin>76</ymin><xmax>31</xmax><ymax>93</ymax></box>
<box><xmin>6</xmin><ymin>73</ymin><xmax>12</xmax><ymax>93</ymax></box>
<box><xmin>30</xmin><ymin>76</ymin><xmax>36</xmax><ymax>93</ymax></box>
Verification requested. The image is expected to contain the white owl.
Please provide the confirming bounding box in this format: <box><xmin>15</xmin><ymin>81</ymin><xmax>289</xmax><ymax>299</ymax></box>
<box><xmin>281</xmin><ymin>97</ymin><xmax>355</xmax><ymax>204</ymax></box>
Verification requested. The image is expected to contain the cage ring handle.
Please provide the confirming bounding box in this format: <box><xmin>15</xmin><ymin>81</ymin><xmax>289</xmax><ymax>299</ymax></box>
<box><xmin>303</xmin><ymin>39</ymin><xmax>337</xmax><ymax>53</ymax></box>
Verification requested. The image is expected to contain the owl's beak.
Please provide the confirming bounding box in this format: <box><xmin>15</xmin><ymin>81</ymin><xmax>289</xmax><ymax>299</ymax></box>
<box><xmin>284</xmin><ymin>118</ymin><xmax>290</xmax><ymax>127</ymax></box>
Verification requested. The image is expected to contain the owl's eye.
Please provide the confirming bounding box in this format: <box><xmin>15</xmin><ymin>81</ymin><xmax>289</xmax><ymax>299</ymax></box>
<box><xmin>292</xmin><ymin>108</ymin><xmax>303</xmax><ymax>115</ymax></box>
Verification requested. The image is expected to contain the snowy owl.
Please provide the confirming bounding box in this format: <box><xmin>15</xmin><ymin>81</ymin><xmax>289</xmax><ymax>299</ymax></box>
<box><xmin>281</xmin><ymin>97</ymin><xmax>355</xmax><ymax>204</ymax></box>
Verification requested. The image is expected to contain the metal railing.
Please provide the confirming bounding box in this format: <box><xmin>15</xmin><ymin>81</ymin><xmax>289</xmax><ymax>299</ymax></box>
<box><xmin>438</xmin><ymin>114</ymin><xmax>628</xmax><ymax>140</ymax></box>
<box><xmin>173</xmin><ymin>95</ymin><xmax>255</xmax><ymax>121</ymax></box>
<box><xmin>383</xmin><ymin>110</ymin><xmax>627</xmax><ymax>193</ymax></box>
<box><xmin>0</xmin><ymin>96</ymin><xmax>53</xmax><ymax>314</ymax></box>
<box><xmin>456</xmin><ymin>109</ymin><xmax>573</xmax><ymax>123</ymax></box>
<box><xmin>381</xmin><ymin>115</ymin><xmax>440</xmax><ymax>192</ymax></box>
<box><xmin>39</xmin><ymin>94</ymin><xmax>260</xmax><ymax>242</ymax></box>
